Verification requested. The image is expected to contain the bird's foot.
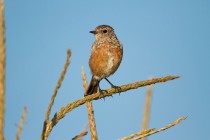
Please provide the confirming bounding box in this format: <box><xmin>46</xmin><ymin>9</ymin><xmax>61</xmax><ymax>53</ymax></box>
<box><xmin>105</xmin><ymin>78</ymin><xmax>121</xmax><ymax>95</ymax></box>
<box><xmin>99</xmin><ymin>88</ymin><xmax>108</xmax><ymax>100</ymax></box>
<box><xmin>111</xmin><ymin>85</ymin><xmax>121</xmax><ymax>95</ymax></box>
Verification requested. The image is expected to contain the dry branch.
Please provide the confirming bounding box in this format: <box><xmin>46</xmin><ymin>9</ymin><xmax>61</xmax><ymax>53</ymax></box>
<box><xmin>43</xmin><ymin>75</ymin><xmax>180</xmax><ymax>139</ymax></box>
<box><xmin>15</xmin><ymin>107</ymin><xmax>27</xmax><ymax>140</ymax></box>
<box><xmin>119</xmin><ymin>129</ymin><xmax>155</xmax><ymax>140</ymax></box>
<box><xmin>41</xmin><ymin>49</ymin><xmax>71</xmax><ymax>140</ymax></box>
<box><xmin>141</xmin><ymin>85</ymin><xmax>152</xmax><ymax>140</ymax></box>
<box><xmin>72</xmin><ymin>124</ymin><xmax>88</xmax><ymax>140</ymax></box>
<box><xmin>119</xmin><ymin>116</ymin><xmax>187</xmax><ymax>140</ymax></box>
<box><xmin>82</xmin><ymin>67</ymin><xmax>98</xmax><ymax>140</ymax></box>
<box><xmin>0</xmin><ymin>1</ymin><xmax>5</xmax><ymax>140</ymax></box>
<box><xmin>72</xmin><ymin>131</ymin><xmax>88</xmax><ymax>140</ymax></box>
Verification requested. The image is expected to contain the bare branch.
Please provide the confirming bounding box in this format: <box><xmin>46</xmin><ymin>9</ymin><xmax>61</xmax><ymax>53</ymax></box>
<box><xmin>119</xmin><ymin>129</ymin><xmax>155</xmax><ymax>140</ymax></box>
<box><xmin>141</xmin><ymin>85</ymin><xmax>153</xmax><ymax>140</ymax></box>
<box><xmin>82</xmin><ymin>67</ymin><xmax>98</xmax><ymax>140</ymax></box>
<box><xmin>43</xmin><ymin>75</ymin><xmax>180</xmax><ymax>138</ymax></box>
<box><xmin>0</xmin><ymin>1</ymin><xmax>5</xmax><ymax>140</ymax></box>
<box><xmin>41</xmin><ymin>49</ymin><xmax>71</xmax><ymax>140</ymax></box>
<box><xmin>15</xmin><ymin>106</ymin><xmax>27</xmax><ymax>140</ymax></box>
<box><xmin>119</xmin><ymin>116</ymin><xmax>187</xmax><ymax>140</ymax></box>
<box><xmin>71</xmin><ymin>124</ymin><xmax>88</xmax><ymax>140</ymax></box>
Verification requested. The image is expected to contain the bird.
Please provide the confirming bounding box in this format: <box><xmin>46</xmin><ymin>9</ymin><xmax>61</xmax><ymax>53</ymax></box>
<box><xmin>85</xmin><ymin>25</ymin><xmax>123</xmax><ymax>96</ymax></box>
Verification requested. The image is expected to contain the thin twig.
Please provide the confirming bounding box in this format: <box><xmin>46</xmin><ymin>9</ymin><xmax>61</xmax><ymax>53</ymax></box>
<box><xmin>72</xmin><ymin>132</ymin><xmax>88</xmax><ymax>140</ymax></box>
<box><xmin>41</xmin><ymin>49</ymin><xmax>71</xmax><ymax>140</ymax></box>
<box><xmin>15</xmin><ymin>106</ymin><xmax>27</xmax><ymax>140</ymax></box>
<box><xmin>82</xmin><ymin>67</ymin><xmax>98</xmax><ymax>140</ymax></box>
<box><xmin>141</xmin><ymin>85</ymin><xmax>152</xmax><ymax>140</ymax></box>
<box><xmin>119</xmin><ymin>116</ymin><xmax>187</xmax><ymax>140</ymax></box>
<box><xmin>0</xmin><ymin>1</ymin><xmax>5</xmax><ymax>140</ymax></box>
<box><xmin>43</xmin><ymin>75</ymin><xmax>180</xmax><ymax>138</ymax></box>
<box><xmin>81</xmin><ymin>67</ymin><xmax>89</xmax><ymax>93</ymax></box>
<box><xmin>71</xmin><ymin>124</ymin><xmax>89</xmax><ymax>140</ymax></box>
<box><xmin>119</xmin><ymin>129</ymin><xmax>155</xmax><ymax>140</ymax></box>
<box><xmin>46</xmin><ymin>49</ymin><xmax>71</xmax><ymax>120</ymax></box>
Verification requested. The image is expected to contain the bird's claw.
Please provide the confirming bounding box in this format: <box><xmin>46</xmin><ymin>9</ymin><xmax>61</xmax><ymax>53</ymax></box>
<box><xmin>99</xmin><ymin>89</ymin><xmax>108</xmax><ymax>100</ymax></box>
<box><xmin>111</xmin><ymin>85</ymin><xmax>121</xmax><ymax>95</ymax></box>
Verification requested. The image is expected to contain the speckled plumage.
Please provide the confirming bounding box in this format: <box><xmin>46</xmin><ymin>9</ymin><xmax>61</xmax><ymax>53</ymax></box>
<box><xmin>86</xmin><ymin>25</ymin><xmax>123</xmax><ymax>95</ymax></box>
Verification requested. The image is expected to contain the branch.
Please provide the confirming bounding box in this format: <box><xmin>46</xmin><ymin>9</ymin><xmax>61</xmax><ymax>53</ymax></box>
<box><xmin>43</xmin><ymin>75</ymin><xmax>180</xmax><ymax>138</ymax></box>
<box><xmin>72</xmin><ymin>131</ymin><xmax>88</xmax><ymax>140</ymax></box>
<box><xmin>41</xmin><ymin>49</ymin><xmax>71</xmax><ymax>140</ymax></box>
<box><xmin>82</xmin><ymin>67</ymin><xmax>98</xmax><ymax>140</ymax></box>
<box><xmin>15</xmin><ymin>107</ymin><xmax>27</xmax><ymax>140</ymax></box>
<box><xmin>0</xmin><ymin>1</ymin><xmax>5</xmax><ymax>140</ymax></box>
<box><xmin>119</xmin><ymin>129</ymin><xmax>155</xmax><ymax>140</ymax></box>
<box><xmin>71</xmin><ymin>124</ymin><xmax>88</xmax><ymax>140</ymax></box>
<box><xmin>141</xmin><ymin>84</ymin><xmax>152</xmax><ymax>140</ymax></box>
<box><xmin>119</xmin><ymin>116</ymin><xmax>187</xmax><ymax>140</ymax></box>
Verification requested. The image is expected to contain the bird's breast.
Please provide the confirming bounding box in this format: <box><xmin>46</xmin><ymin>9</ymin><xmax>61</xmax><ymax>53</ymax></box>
<box><xmin>89</xmin><ymin>41</ymin><xmax>123</xmax><ymax>79</ymax></box>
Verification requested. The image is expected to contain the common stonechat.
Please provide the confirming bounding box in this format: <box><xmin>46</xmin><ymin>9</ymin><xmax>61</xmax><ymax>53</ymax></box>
<box><xmin>85</xmin><ymin>25</ymin><xmax>123</xmax><ymax>96</ymax></box>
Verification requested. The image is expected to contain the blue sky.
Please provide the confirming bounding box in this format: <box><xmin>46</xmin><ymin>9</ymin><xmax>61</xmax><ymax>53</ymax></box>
<box><xmin>4</xmin><ymin>0</ymin><xmax>210</xmax><ymax>140</ymax></box>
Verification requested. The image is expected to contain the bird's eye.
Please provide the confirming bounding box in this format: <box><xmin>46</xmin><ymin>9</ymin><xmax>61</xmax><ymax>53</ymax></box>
<box><xmin>103</xmin><ymin>30</ymin><xmax>107</xmax><ymax>33</ymax></box>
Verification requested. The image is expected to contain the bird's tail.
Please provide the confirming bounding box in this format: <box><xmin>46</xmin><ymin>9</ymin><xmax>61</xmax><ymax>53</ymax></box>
<box><xmin>85</xmin><ymin>76</ymin><xmax>99</xmax><ymax>96</ymax></box>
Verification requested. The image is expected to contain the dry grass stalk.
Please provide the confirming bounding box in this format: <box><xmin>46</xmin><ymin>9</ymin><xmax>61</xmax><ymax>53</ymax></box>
<box><xmin>72</xmin><ymin>124</ymin><xmax>88</xmax><ymax>140</ymax></box>
<box><xmin>43</xmin><ymin>75</ymin><xmax>180</xmax><ymax>138</ymax></box>
<box><xmin>0</xmin><ymin>1</ymin><xmax>5</xmax><ymax>140</ymax></box>
<box><xmin>41</xmin><ymin>49</ymin><xmax>71</xmax><ymax>140</ymax></box>
<box><xmin>141</xmin><ymin>85</ymin><xmax>152</xmax><ymax>140</ymax></box>
<box><xmin>119</xmin><ymin>129</ymin><xmax>155</xmax><ymax>140</ymax></box>
<box><xmin>82</xmin><ymin>67</ymin><xmax>98</xmax><ymax>140</ymax></box>
<box><xmin>15</xmin><ymin>106</ymin><xmax>27</xmax><ymax>140</ymax></box>
<box><xmin>119</xmin><ymin>116</ymin><xmax>187</xmax><ymax>140</ymax></box>
<box><xmin>72</xmin><ymin>132</ymin><xmax>88</xmax><ymax>140</ymax></box>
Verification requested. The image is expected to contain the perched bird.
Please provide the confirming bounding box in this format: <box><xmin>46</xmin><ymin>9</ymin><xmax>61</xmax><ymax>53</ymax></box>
<box><xmin>85</xmin><ymin>25</ymin><xmax>123</xmax><ymax>96</ymax></box>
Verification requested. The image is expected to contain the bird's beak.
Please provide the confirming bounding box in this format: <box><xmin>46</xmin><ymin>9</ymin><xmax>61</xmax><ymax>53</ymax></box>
<box><xmin>89</xmin><ymin>30</ymin><xmax>96</xmax><ymax>34</ymax></box>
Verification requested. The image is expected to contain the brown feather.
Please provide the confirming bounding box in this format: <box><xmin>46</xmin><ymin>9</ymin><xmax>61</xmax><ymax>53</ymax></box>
<box><xmin>85</xmin><ymin>76</ymin><xmax>99</xmax><ymax>96</ymax></box>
